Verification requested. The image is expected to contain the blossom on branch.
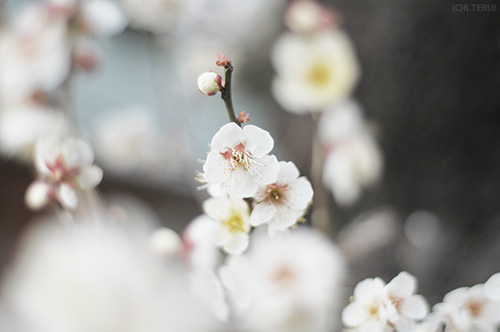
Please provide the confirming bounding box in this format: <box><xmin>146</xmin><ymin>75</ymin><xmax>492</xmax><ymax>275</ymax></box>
<box><xmin>202</xmin><ymin>195</ymin><xmax>251</xmax><ymax>255</ymax></box>
<box><xmin>202</xmin><ymin>123</ymin><xmax>279</xmax><ymax>198</ymax></box>
<box><xmin>25</xmin><ymin>136</ymin><xmax>103</xmax><ymax>210</ymax></box>
<box><xmin>250</xmin><ymin>161</ymin><xmax>313</xmax><ymax>237</ymax></box>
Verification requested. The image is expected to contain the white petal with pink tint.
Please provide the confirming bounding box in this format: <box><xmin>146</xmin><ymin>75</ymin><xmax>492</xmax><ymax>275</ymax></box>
<box><xmin>58</xmin><ymin>183</ymin><xmax>78</xmax><ymax>210</ymax></box>
<box><xmin>77</xmin><ymin>165</ymin><xmax>103</xmax><ymax>189</ymax></box>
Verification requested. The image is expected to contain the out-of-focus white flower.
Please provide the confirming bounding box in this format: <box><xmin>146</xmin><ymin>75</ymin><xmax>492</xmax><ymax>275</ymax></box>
<box><xmin>149</xmin><ymin>227</ymin><xmax>183</xmax><ymax>256</ymax></box>
<box><xmin>485</xmin><ymin>273</ymin><xmax>500</xmax><ymax>301</ymax></box>
<box><xmin>120</xmin><ymin>0</ymin><xmax>184</xmax><ymax>33</ymax></box>
<box><xmin>190</xmin><ymin>270</ymin><xmax>230</xmax><ymax>322</ymax></box>
<box><xmin>0</xmin><ymin>106</ymin><xmax>69</xmax><ymax>160</ymax></box>
<box><xmin>219</xmin><ymin>228</ymin><xmax>345</xmax><ymax>332</ymax></box>
<box><xmin>93</xmin><ymin>110</ymin><xmax>183</xmax><ymax>179</ymax></box>
<box><xmin>202</xmin><ymin>196</ymin><xmax>251</xmax><ymax>255</ymax></box>
<box><xmin>1</xmin><ymin>220</ymin><xmax>219</xmax><ymax>332</ymax></box>
<box><xmin>250</xmin><ymin>161</ymin><xmax>313</xmax><ymax>237</ymax></box>
<box><xmin>431</xmin><ymin>284</ymin><xmax>500</xmax><ymax>332</ymax></box>
<box><xmin>284</xmin><ymin>0</ymin><xmax>339</xmax><ymax>34</ymax></box>
<box><xmin>183</xmin><ymin>216</ymin><xmax>229</xmax><ymax>322</ymax></box>
<box><xmin>0</xmin><ymin>5</ymin><xmax>70</xmax><ymax>105</ymax></box>
<box><xmin>271</xmin><ymin>30</ymin><xmax>360</xmax><ymax>114</ymax></box>
<box><xmin>319</xmin><ymin>100</ymin><xmax>382</xmax><ymax>206</ymax></box>
<box><xmin>79</xmin><ymin>0</ymin><xmax>128</xmax><ymax>37</ymax></box>
<box><xmin>27</xmin><ymin>136</ymin><xmax>103</xmax><ymax>210</ymax></box>
<box><xmin>183</xmin><ymin>215</ymin><xmax>222</xmax><ymax>272</ymax></box>
<box><xmin>202</xmin><ymin>123</ymin><xmax>280</xmax><ymax>198</ymax></box>
<box><xmin>342</xmin><ymin>272</ymin><xmax>428</xmax><ymax>332</ymax></box>
<box><xmin>197</xmin><ymin>71</ymin><xmax>223</xmax><ymax>96</ymax></box>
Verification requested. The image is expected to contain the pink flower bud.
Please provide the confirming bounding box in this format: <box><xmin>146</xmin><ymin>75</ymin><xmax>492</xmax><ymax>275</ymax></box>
<box><xmin>197</xmin><ymin>71</ymin><xmax>223</xmax><ymax>96</ymax></box>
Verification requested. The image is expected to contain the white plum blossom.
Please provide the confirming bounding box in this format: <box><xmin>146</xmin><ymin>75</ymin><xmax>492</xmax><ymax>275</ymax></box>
<box><xmin>202</xmin><ymin>195</ymin><xmax>251</xmax><ymax>255</ymax></box>
<box><xmin>342</xmin><ymin>272</ymin><xmax>428</xmax><ymax>332</ymax></box>
<box><xmin>319</xmin><ymin>100</ymin><xmax>383</xmax><ymax>206</ymax></box>
<box><xmin>271</xmin><ymin>30</ymin><xmax>360</xmax><ymax>114</ymax></box>
<box><xmin>198</xmin><ymin>71</ymin><xmax>223</xmax><ymax>96</ymax></box>
<box><xmin>26</xmin><ymin>136</ymin><xmax>103</xmax><ymax>210</ymax></box>
<box><xmin>219</xmin><ymin>228</ymin><xmax>345</xmax><ymax>332</ymax></box>
<box><xmin>429</xmin><ymin>284</ymin><xmax>500</xmax><ymax>332</ymax></box>
<box><xmin>0</xmin><ymin>4</ymin><xmax>71</xmax><ymax>106</ymax></box>
<box><xmin>202</xmin><ymin>122</ymin><xmax>280</xmax><ymax>198</ymax></box>
<box><xmin>250</xmin><ymin>161</ymin><xmax>313</xmax><ymax>237</ymax></box>
<box><xmin>342</xmin><ymin>277</ymin><xmax>390</xmax><ymax>332</ymax></box>
<box><xmin>1</xmin><ymin>219</ymin><xmax>219</xmax><ymax>332</ymax></box>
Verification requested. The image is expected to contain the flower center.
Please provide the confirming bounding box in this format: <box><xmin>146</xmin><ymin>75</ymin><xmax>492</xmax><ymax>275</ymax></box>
<box><xmin>466</xmin><ymin>299</ymin><xmax>484</xmax><ymax>318</ymax></box>
<box><xmin>220</xmin><ymin>143</ymin><xmax>264</xmax><ymax>178</ymax></box>
<box><xmin>45</xmin><ymin>155</ymin><xmax>80</xmax><ymax>186</ymax></box>
<box><xmin>265</xmin><ymin>183</ymin><xmax>288</xmax><ymax>204</ymax></box>
<box><xmin>223</xmin><ymin>212</ymin><xmax>245</xmax><ymax>233</ymax></box>
<box><xmin>306</xmin><ymin>61</ymin><xmax>332</xmax><ymax>87</ymax></box>
<box><xmin>369</xmin><ymin>305</ymin><xmax>380</xmax><ymax>318</ymax></box>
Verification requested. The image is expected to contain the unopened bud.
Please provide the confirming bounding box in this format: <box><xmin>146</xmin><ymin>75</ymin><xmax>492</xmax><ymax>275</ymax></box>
<box><xmin>198</xmin><ymin>71</ymin><xmax>223</xmax><ymax>96</ymax></box>
<box><xmin>150</xmin><ymin>227</ymin><xmax>183</xmax><ymax>256</ymax></box>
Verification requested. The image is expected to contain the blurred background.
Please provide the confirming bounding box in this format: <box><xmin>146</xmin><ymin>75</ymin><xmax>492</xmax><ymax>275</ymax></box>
<box><xmin>0</xmin><ymin>0</ymin><xmax>499</xmax><ymax>308</ymax></box>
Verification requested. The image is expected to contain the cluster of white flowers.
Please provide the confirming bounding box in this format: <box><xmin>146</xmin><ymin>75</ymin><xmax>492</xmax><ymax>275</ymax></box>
<box><xmin>196</xmin><ymin>121</ymin><xmax>313</xmax><ymax>254</ymax></box>
<box><xmin>343</xmin><ymin>272</ymin><xmax>429</xmax><ymax>331</ymax></box>
<box><xmin>270</xmin><ymin>0</ymin><xmax>382</xmax><ymax>206</ymax></box>
<box><xmin>0</xmin><ymin>0</ymin><xmax>129</xmax><ymax>212</ymax></box>
<box><xmin>418</xmin><ymin>273</ymin><xmax>500</xmax><ymax>332</ymax></box>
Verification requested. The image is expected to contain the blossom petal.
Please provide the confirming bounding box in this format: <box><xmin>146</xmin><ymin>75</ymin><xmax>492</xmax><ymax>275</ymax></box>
<box><xmin>77</xmin><ymin>165</ymin><xmax>103</xmax><ymax>189</ymax></box>
<box><xmin>221</xmin><ymin>232</ymin><xmax>249</xmax><ymax>256</ymax></box>
<box><xmin>269</xmin><ymin>204</ymin><xmax>302</xmax><ymax>231</ymax></box>
<box><xmin>35</xmin><ymin>136</ymin><xmax>62</xmax><ymax>175</ymax></box>
<box><xmin>225</xmin><ymin>167</ymin><xmax>258</xmax><ymax>198</ymax></box>
<box><xmin>252</xmin><ymin>154</ymin><xmax>280</xmax><ymax>186</ymax></box>
<box><xmin>58</xmin><ymin>183</ymin><xmax>78</xmax><ymax>209</ymax></box>
<box><xmin>250</xmin><ymin>202</ymin><xmax>274</xmax><ymax>227</ymax></box>
<box><xmin>286</xmin><ymin>176</ymin><xmax>313</xmax><ymax>210</ymax></box>
<box><xmin>354</xmin><ymin>278</ymin><xmax>386</xmax><ymax>304</ymax></box>
<box><xmin>386</xmin><ymin>271</ymin><xmax>417</xmax><ymax>299</ymax></box>
<box><xmin>342</xmin><ymin>302</ymin><xmax>369</xmax><ymax>327</ymax></box>
<box><xmin>242</xmin><ymin>125</ymin><xmax>274</xmax><ymax>156</ymax></box>
<box><xmin>400</xmin><ymin>295</ymin><xmax>429</xmax><ymax>320</ymax></box>
<box><xmin>62</xmin><ymin>139</ymin><xmax>94</xmax><ymax>168</ymax></box>
<box><xmin>203</xmin><ymin>151</ymin><xmax>231</xmax><ymax>183</ymax></box>
<box><xmin>276</xmin><ymin>161</ymin><xmax>300</xmax><ymax>184</ymax></box>
<box><xmin>211</xmin><ymin>123</ymin><xmax>244</xmax><ymax>151</ymax></box>
<box><xmin>25</xmin><ymin>181</ymin><xmax>51</xmax><ymax>209</ymax></box>
<box><xmin>485</xmin><ymin>273</ymin><xmax>500</xmax><ymax>301</ymax></box>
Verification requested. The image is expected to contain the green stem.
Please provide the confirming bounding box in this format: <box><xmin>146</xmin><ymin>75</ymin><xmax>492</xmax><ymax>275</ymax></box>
<box><xmin>221</xmin><ymin>63</ymin><xmax>239</xmax><ymax>126</ymax></box>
